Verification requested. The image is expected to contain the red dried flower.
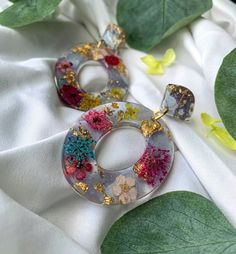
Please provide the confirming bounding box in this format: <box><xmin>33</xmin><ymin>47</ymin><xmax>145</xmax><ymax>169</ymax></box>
<box><xmin>65</xmin><ymin>156</ymin><xmax>78</xmax><ymax>176</ymax></box>
<box><xmin>60</xmin><ymin>85</ymin><xmax>82</xmax><ymax>106</ymax></box>
<box><xmin>134</xmin><ymin>145</ymin><xmax>171</xmax><ymax>186</ymax></box>
<box><xmin>84</xmin><ymin>110</ymin><xmax>112</xmax><ymax>131</ymax></box>
<box><xmin>75</xmin><ymin>169</ymin><xmax>86</xmax><ymax>181</ymax></box>
<box><xmin>84</xmin><ymin>161</ymin><xmax>93</xmax><ymax>172</ymax></box>
<box><xmin>104</xmin><ymin>55</ymin><xmax>120</xmax><ymax>66</ymax></box>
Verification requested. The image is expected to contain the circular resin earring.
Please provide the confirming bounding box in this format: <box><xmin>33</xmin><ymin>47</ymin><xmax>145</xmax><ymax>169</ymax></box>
<box><xmin>55</xmin><ymin>24</ymin><xmax>129</xmax><ymax>111</ymax></box>
<box><xmin>62</xmin><ymin>84</ymin><xmax>195</xmax><ymax>205</ymax></box>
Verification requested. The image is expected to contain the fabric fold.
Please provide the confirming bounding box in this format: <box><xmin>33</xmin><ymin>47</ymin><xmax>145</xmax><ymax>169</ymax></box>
<box><xmin>0</xmin><ymin>0</ymin><xmax>236</xmax><ymax>253</ymax></box>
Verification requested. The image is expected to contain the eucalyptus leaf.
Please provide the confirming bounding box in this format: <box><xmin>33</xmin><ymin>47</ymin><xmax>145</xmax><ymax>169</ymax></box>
<box><xmin>215</xmin><ymin>48</ymin><xmax>236</xmax><ymax>140</ymax></box>
<box><xmin>101</xmin><ymin>191</ymin><xmax>236</xmax><ymax>254</ymax></box>
<box><xmin>0</xmin><ymin>0</ymin><xmax>62</xmax><ymax>28</ymax></box>
<box><xmin>117</xmin><ymin>0</ymin><xmax>212</xmax><ymax>51</ymax></box>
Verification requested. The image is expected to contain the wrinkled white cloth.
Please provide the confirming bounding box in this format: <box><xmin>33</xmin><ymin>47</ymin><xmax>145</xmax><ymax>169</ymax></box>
<box><xmin>0</xmin><ymin>0</ymin><xmax>236</xmax><ymax>253</ymax></box>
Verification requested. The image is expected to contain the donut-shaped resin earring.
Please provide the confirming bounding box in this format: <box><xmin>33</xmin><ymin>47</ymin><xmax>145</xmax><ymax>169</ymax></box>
<box><xmin>55</xmin><ymin>24</ymin><xmax>129</xmax><ymax>111</ymax></box>
<box><xmin>62</xmin><ymin>84</ymin><xmax>195</xmax><ymax>205</ymax></box>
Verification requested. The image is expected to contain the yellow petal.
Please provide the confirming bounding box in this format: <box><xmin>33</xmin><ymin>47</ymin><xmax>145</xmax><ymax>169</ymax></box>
<box><xmin>201</xmin><ymin>113</ymin><xmax>222</xmax><ymax>127</ymax></box>
<box><xmin>141</xmin><ymin>55</ymin><xmax>159</xmax><ymax>68</ymax></box>
<box><xmin>213</xmin><ymin>127</ymin><xmax>236</xmax><ymax>150</ymax></box>
<box><xmin>201</xmin><ymin>113</ymin><xmax>215</xmax><ymax>127</ymax></box>
<box><xmin>161</xmin><ymin>48</ymin><xmax>176</xmax><ymax>66</ymax></box>
<box><xmin>125</xmin><ymin>102</ymin><xmax>132</xmax><ymax>109</ymax></box>
<box><xmin>146</xmin><ymin>64</ymin><xmax>164</xmax><ymax>75</ymax></box>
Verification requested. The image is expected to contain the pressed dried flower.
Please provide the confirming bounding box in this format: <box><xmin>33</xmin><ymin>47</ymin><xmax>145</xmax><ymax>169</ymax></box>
<box><xmin>84</xmin><ymin>110</ymin><xmax>112</xmax><ymax>131</ymax></box>
<box><xmin>112</xmin><ymin>175</ymin><xmax>137</xmax><ymax>204</ymax></box>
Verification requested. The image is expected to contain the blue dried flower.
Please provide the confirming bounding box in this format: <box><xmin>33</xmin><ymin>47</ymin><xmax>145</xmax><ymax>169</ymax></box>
<box><xmin>64</xmin><ymin>133</ymin><xmax>96</xmax><ymax>164</ymax></box>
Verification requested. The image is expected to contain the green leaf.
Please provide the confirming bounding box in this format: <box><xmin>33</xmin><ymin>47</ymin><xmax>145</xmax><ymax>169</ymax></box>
<box><xmin>215</xmin><ymin>48</ymin><xmax>236</xmax><ymax>140</ymax></box>
<box><xmin>117</xmin><ymin>0</ymin><xmax>212</xmax><ymax>51</ymax></box>
<box><xmin>101</xmin><ymin>191</ymin><xmax>236</xmax><ymax>254</ymax></box>
<box><xmin>0</xmin><ymin>0</ymin><xmax>62</xmax><ymax>28</ymax></box>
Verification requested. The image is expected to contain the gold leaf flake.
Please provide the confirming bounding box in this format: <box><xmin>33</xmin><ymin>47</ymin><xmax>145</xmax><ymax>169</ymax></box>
<box><xmin>72</xmin><ymin>43</ymin><xmax>93</xmax><ymax>57</ymax></box>
<box><xmin>73</xmin><ymin>182</ymin><xmax>89</xmax><ymax>193</ymax></box>
<box><xmin>167</xmin><ymin>130</ymin><xmax>173</xmax><ymax>139</ymax></box>
<box><xmin>97</xmin><ymin>165</ymin><xmax>105</xmax><ymax>178</ymax></box>
<box><xmin>103</xmin><ymin>106</ymin><xmax>114</xmax><ymax>116</ymax></box>
<box><xmin>72</xmin><ymin>130</ymin><xmax>78</xmax><ymax>137</ymax></box>
<box><xmin>93</xmin><ymin>183</ymin><xmax>105</xmax><ymax>193</ymax></box>
<box><xmin>133</xmin><ymin>162</ymin><xmax>147</xmax><ymax>180</ymax></box>
<box><xmin>111</xmin><ymin>102</ymin><xmax>119</xmax><ymax>109</ymax></box>
<box><xmin>140</xmin><ymin>120</ymin><xmax>163</xmax><ymax>137</ymax></box>
<box><xmin>63</xmin><ymin>71</ymin><xmax>78</xmax><ymax>87</ymax></box>
<box><xmin>117</xmin><ymin>62</ymin><xmax>127</xmax><ymax>75</ymax></box>
<box><xmin>117</xmin><ymin>110</ymin><xmax>124</xmax><ymax>122</ymax></box>
<box><xmin>103</xmin><ymin>195</ymin><xmax>113</xmax><ymax>205</ymax></box>
<box><xmin>78</xmin><ymin>126</ymin><xmax>91</xmax><ymax>139</ymax></box>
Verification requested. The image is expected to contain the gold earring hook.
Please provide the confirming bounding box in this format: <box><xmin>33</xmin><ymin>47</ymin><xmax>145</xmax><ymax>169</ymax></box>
<box><xmin>152</xmin><ymin>107</ymin><xmax>169</xmax><ymax>121</ymax></box>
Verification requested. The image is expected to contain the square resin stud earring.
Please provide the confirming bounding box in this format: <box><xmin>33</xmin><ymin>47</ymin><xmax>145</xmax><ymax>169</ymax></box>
<box><xmin>160</xmin><ymin>84</ymin><xmax>195</xmax><ymax>121</ymax></box>
<box><xmin>102</xmin><ymin>23</ymin><xmax>126</xmax><ymax>52</ymax></box>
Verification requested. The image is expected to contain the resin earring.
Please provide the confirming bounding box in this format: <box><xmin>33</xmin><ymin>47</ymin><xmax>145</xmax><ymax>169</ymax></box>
<box><xmin>55</xmin><ymin>24</ymin><xmax>129</xmax><ymax>111</ymax></box>
<box><xmin>62</xmin><ymin>84</ymin><xmax>195</xmax><ymax>205</ymax></box>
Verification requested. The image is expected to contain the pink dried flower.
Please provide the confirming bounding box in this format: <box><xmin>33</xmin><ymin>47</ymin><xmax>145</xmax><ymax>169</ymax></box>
<box><xmin>84</xmin><ymin>110</ymin><xmax>112</xmax><ymax>131</ymax></box>
<box><xmin>56</xmin><ymin>60</ymin><xmax>73</xmax><ymax>73</ymax></box>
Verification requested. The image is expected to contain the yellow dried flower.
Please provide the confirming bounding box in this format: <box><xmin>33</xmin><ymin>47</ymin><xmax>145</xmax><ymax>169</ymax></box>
<box><xmin>79</xmin><ymin>94</ymin><xmax>102</xmax><ymax>111</ymax></box>
<box><xmin>108</xmin><ymin>87</ymin><xmax>125</xmax><ymax>100</ymax></box>
<box><xmin>124</xmin><ymin>103</ymin><xmax>140</xmax><ymax>120</ymax></box>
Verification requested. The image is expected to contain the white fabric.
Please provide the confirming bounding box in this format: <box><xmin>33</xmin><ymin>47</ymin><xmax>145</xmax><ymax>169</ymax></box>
<box><xmin>0</xmin><ymin>0</ymin><xmax>236</xmax><ymax>253</ymax></box>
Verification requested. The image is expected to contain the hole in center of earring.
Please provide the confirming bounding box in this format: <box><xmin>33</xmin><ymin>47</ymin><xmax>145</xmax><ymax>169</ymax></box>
<box><xmin>79</xmin><ymin>61</ymin><xmax>108</xmax><ymax>93</ymax></box>
<box><xmin>95</xmin><ymin>127</ymin><xmax>146</xmax><ymax>171</ymax></box>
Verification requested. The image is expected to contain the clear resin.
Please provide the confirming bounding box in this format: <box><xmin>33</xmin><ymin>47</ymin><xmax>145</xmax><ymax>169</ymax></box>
<box><xmin>62</xmin><ymin>102</ymin><xmax>174</xmax><ymax>205</ymax></box>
